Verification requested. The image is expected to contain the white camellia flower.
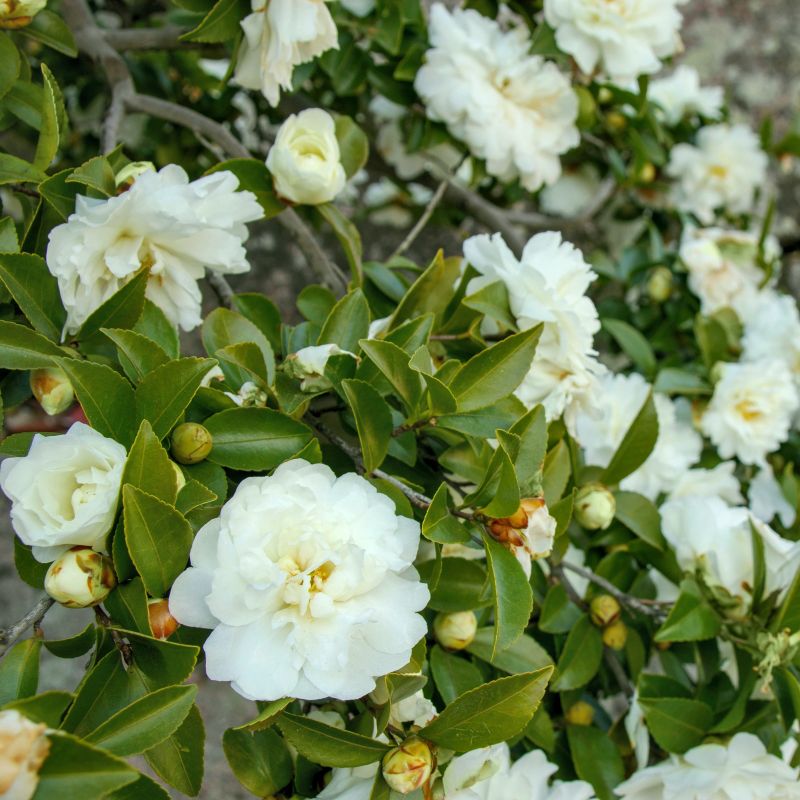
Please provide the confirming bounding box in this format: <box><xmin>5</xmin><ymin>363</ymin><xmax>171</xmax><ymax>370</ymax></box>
<box><xmin>574</xmin><ymin>372</ymin><xmax>702</xmax><ymax>501</ymax></box>
<box><xmin>678</xmin><ymin>226</ymin><xmax>778</xmax><ymax>321</ymax></box>
<box><xmin>169</xmin><ymin>459</ymin><xmax>429</xmax><ymax>701</ymax></box>
<box><xmin>700</xmin><ymin>360</ymin><xmax>799</xmax><ymax>465</ymax></box>
<box><xmin>660</xmin><ymin>495</ymin><xmax>800</xmax><ymax>605</ymax></box>
<box><xmin>0</xmin><ymin>0</ymin><xmax>46</xmax><ymax>24</ymax></box>
<box><xmin>415</xmin><ymin>5</ymin><xmax>578</xmax><ymax>191</ymax></box>
<box><xmin>668</xmin><ymin>461</ymin><xmax>744</xmax><ymax>505</ymax></box>
<box><xmin>666</xmin><ymin>124</ymin><xmax>768</xmax><ymax>224</ymax></box>
<box><xmin>0</xmin><ymin>423</ymin><xmax>126</xmax><ymax>563</ymax></box>
<box><xmin>388</xmin><ymin>690</ymin><xmax>437</xmax><ymax>730</ymax></box>
<box><xmin>742</xmin><ymin>291</ymin><xmax>800</xmax><ymax>392</ymax></box>
<box><xmin>649</xmin><ymin>65</ymin><xmax>724</xmax><ymax>125</ymax></box>
<box><xmin>340</xmin><ymin>0</ymin><xmax>374</xmax><ymax>17</ymax></box>
<box><xmin>749</xmin><ymin>465</ymin><xmax>796</xmax><ymax>528</ymax></box>
<box><xmin>233</xmin><ymin>0</ymin><xmax>338</xmax><ymax>106</ymax></box>
<box><xmin>266</xmin><ymin>109</ymin><xmax>347</xmax><ymax>205</ymax></box>
<box><xmin>539</xmin><ymin>165</ymin><xmax>602</xmax><ymax>218</ymax></box>
<box><xmin>0</xmin><ymin>710</ymin><xmax>50</xmax><ymax>800</ymax></box>
<box><xmin>284</xmin><ymin>343</ymin><xmax>357</xmax><ymax>392</ymax></box>
<box><xmin>543</xmin><ymin>0</ymin><xmax>685</xmax><ymax>83</ymax></box>
<box><xmin>46</xmin><ymin>165</ymin><xmax>262</xmax><ymax>334</ymax></box>
<box><xmin>464</xmin><ymin>231</ymin><xmax>605</xmax><ymax>431</ymax></box>
<box><xmin>615</xmin><ymin>732</ymin><xmax>800</xmax><ymax>799</ymax></box>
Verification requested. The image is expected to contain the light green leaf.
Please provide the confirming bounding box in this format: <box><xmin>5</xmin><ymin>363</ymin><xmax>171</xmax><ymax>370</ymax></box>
<box><xmin>318</xmin><ymin>289</ymin><xmax>370</xmax><ymax>352</ymax></box>
<box><xmin>334</xmin><ymin>115</ymin><xmax>369</xmax><ymax>178</ymax></box>
<box><xmin>0</xmin><ymin>252</ymin><xmax>65</xmax><ymax>340</ymax></box>
<box><xmin>0</xmin><ymin>638</ymin><xmax>40</xmax><ymax>705</ymax></box>
<box><xmin>122</xmin><ymin>420</ymin><xmax>178</xmax><ymax>503</ymax></box>
<box><xmin>0</xmin><ymin>153</ymin><xmax>47</xmax><ymax>186</ymax></box>
<box><xmin>463</xmin><ymin>279</ymin><xmax>516</xmax><ymax>331</ymax></box>
<box><xmin>601</xmin><ymin>392</ymin><xmax>659</xmax><ymax>486</ymax></box>
<box><xmin>144</xmin><ymin>703</ymin><xmax>205</xmax><ymax>797</ymax></box>
<box><xmin>389</xmin><ymin>251</ymin><xmax>462</xmax><ymax>327</ymax></box>
<box><xmin>215</xmin><ymin>341</ymin><xmax>270</xmax><ymax>386</ymax></box>
<box><xmin>102</xmin><ymin>328</ymin><xmax>169</xmax><ymax>383</ymax></box>
<box><xmin>341</xmin><ymin>379</ymin><xmax>393</xmax><ymax>473</ymax></box>
<box><xmin>654</xmin><ymin>580</ymin><xmax>721</xmax><ymax>643</ymax></box>
<box><xmin>1</xmin><ymin>690</ymin><xmax>72</xmax><ymax>727</ymax></box>
<box><xmin>422</xmin><ymin>484</ymin><xmax>471</xmax><ymax>544</ymax></box>
<box><xmin>15</xmin><ymin>9</ymin><xmax>78</xmax><ymax>56</ymax></box>
<box><xmin>0</xmin><ymin>34</ymin><xmax>21</xmax><ymax>102</ymax></box>
<box><xmin>316</xmin><ymin>203</ymin><xmax>363</xmax><ymax>285</ymax></box>
<box><xmin>359</xmin><ymin>338</ymin><xmax>425</xmax><ymax>414</ymax></box>
<box><xmin>0</xmin><ymin>319</ymin><xmax>71</xmax><ymax>369</ymax></box>
<box><xmin>77</xmin><ymin>270</ymin><xmax>149</xmax><ymax>341</ymax></box>
<box><xmin>33</xmin><ymin>63</ymin><xmax>62</xmax><ymax>171</ymax></box>
<box><xmin>134</xmin><ymin>300</ymin><xmax>179</xmax><ymax>359</ymax></box>
<box><xmin>420</xmin><ymin>557</ymin><xmax>490</xmax><ymax>612</ymax></box>
<box><xmin>551</xmin><ymin>614</ymin><xmax>603</xmax><ymax>691</ymax></box>
<box><xmin>614</xmin><ymin>491</ymin><xmax>665</xmax><ymax>549</ymax></box>
<box><xmin>602</xmin><ymin>318</ymin><xmax>656</xmax><ymax>379</ymax></box>
<box><xmin>466</xmin><ymin>629</ymin><xmax>553</xmax><ymax>674</ymax></box>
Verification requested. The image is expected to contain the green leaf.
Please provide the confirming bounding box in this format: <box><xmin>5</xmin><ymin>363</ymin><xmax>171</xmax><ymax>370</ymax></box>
<box><xmin>422</xmin><ymin>484</ymin><xmax>471</xmax><ymax>544</ymax></box>
<box><xmin>144</xmin><ymin>703</ymin><xmax>204</xmax><ymax>797</ymax></box>
<box><xmin>318</xmin><ymin>289</ymin><xmax>370</xmax><ymax>352</ymax></box>
<box><xmin>542</xmin><ymin>439</ymin><xmax>572</xmax><ymax>505</ymax></box>
<box><xmin>66</xmin><ymin>156</ymin><xmax>115</xmax><ymax>196</ymax></box>
<box><xmin>104</xmin><ymin>577</ymin><xmax>151</xmax><ymax>634</ymax></box>
<box><xmin>235</xmin><ymin>698</ymin><xmax>292</xmax><ymax>732</ymax></box>
<box><xmin>134</xmin><ymin>300</ymin><xmax>179</xmax><ymax>359</ymax></box>
<box><xmin>180</xmin><ymin>0</ymin><xmax>250</xmax><ymax>42</ymax></box>
<box><xmin>359</xmin><ymin>338</ymin><xmax>425</xmax><ymax>414</ymax></box>
<box><xmin>135</xmin><ymin>357</ymin><xmax>217</xmax><ymax>440</ymax></box>
<box><xmin>430</xmin><ymin>645</ymin><xmax>483</xmax><ymax>704</ymax></box>
<box><xmin>85</xmin><ymin>684</ymin><xmax>198</xmax><ymax>756</ymax></box>
<box><xmin>0</xmin><ymin>34</ymin><xmax>21</xmax><ymax>102</ymax></box>
<box><xmin>654</xmin><ymin>580</ymin><xmax>721</xmax><ymax>642</ymax></box>
<box><xmin>0</xmin><ymin>319</ymin><xmax>70</xmax><ymax>369</ymax></box>
<box><xmin>420</xmin><ymin>667</ymin><xmax>552</xmax><ymax>752</ymax></box>
<box><xmin>449</xmin><ymin>326</ymin><xmax>542</xmax><ymax>412</ymax></box>
<box><xmin>467</xmin><ymin>441</ymin><xmax>520</xmax><ymax>518</ymax></box>
<box><xmin>567</xmin><ymin>725</ymin><xmax>625</xmax><ymax>800</ymax></box>
<box><xmin>0</xmin><ymin>252</ymin><xmax>65</xmax><ymax>340</ymax></box>
<box><xmin>104</xmin><ymin>772</ymin><xmax>170</xmax><ymax>800</ymax></box>
<box><xmin>602</xmin><ymin>318</ymin><xmax>656</xmax><ymax>379</ymax></box>
<box><xmin>102</xmin><ymin>328</ymin><xmax>169</xmax><ymax>383</ymax></box>
<box><xmin>0</xmin><ymin>215</ymin><xmax>19</xmax><ymax>251</ymax></box>
<box><xmin>315</xmin><ymin>203</ymin><xmax>363</xmax><ymax>285</ymax></box>
<box><xmin>215</xmin><ymin>342</ymin><xmax>270</xmax><ymax>386</ymax></box>
<box><xmin>340</xmin><ymin>379</ymin><xmax>393</xmax><ymax>473</ymax></box>
<box><xmin>420</xmin><ymin>557</ymin><xmax>490</xmax><ymax>612</ymax></box>
<box><xmin>205</xmin><ymin>158</ymin><xmax>282</xmax><ymax>218</ymax></box>
<box><xmin>601</xmin><ymin>392</ymin><xmax>659</xmax><ymax>485</ymax></box>
<box><xmin>638</xmin><ymin>697</ymin><xmax>713</xmax><ymax>754</ymax></box>
<box><xmin>202</xmin><ymin>307</ymin><xmax>273</xmax><ymax>382</ymax></box>
<box><xmin>389</xmin><ymin>251</ymin><xmax>462</xmax><ymax>327</ymax></box>
<box><xmin>466</xmin><ymin>629</ymin><xmax>553</xmax><ymax>674</ymax></box>
<box><xmin>33</xmin><ymin>63</ymin><xmax>62</xmax><ymax>171</ymax></box>
<box><xmin>55</xmin><ymin>357</ymin><xmax>136</xmax><ymax>446</ymax></box>
<box><xmin>551</xmin><ymin>614</ymin><xmax>603</xmax><ymax>691</ymax></box>
<box><xmin>463</xmin><ymin>279</ymin><xmax>516</xmax><ymax>330</ymax></box>
<box><xmin>233</xmin><ymin>293</ymin><xmax>282</xmax><ymax>353</ymax></box>
<box><xmin>0</xmin><ymin>153</ymin><xmax>47</xmax><ymax>186</ymax></box>
<box><xmin>122</xmin><ymin>419</ymin><xmax>178</xmax><ymax>503</ymax></box>
<box><xmin>334</xmin><ymin>115</ymin><xmax>369</xmax><ymax>178</ymax></box>
<box><xmin>539</xmin><ymin>583</ymin><xmax>582</xmax><ymax>633</ymax></box>
<box><xmin>123</xmin><ymin>485</ymin><xmax>193</xmax><ymax>598</ymax></box>
<box><xmin>204</xmin><ymin>407</ymin><xmax>313</xmax><ymax>471</ymax></box>
<box><xmin>772</xmin><ymin>568</ymin><xmax>800</xmax><ymax>633</ymax></box>
<box><xmin>654</xmin><ymin>367</ymin><xmax>711</xmax><ymax>396</ymax></box>
<box><xmin>32</xmin><ymin>731</ymin><xmax>138</xmax><ymax>800</ymax></box>
<box><xmin>223</xmin><ymin>726</ymin><xmax>292</xmax><ymax>796</ymax></box>
<box><xmin>614</xmin><ymin>491</ymin><xmax>665</xmax><ymax>549</ymax></box>
<box><xmin>44</xmin><ymin>623</ymin><xmax>95</xmax><ymax>659</ymax></box>
<box><xmin>77</xmin><ymin>270</ymin><xmax>149</xmax><ymax>341</ymax></box>
<box><xmin>277</xmin><ymin>712</ymin><xmax>390</xmax><ymax>767</ymax></box>
<box><xmin>509</xmin><ymin>405</ymin><xmax>547</xmax><ymax>493</ymax></box>
<box><xmin>0</xmin><ymin>638</ymin><xmax>40</xmax><ymax>705</ymax></box>
<box><xmin>1</xmin><ymin>690</ymin><xmax>72</xmax><ymax>727</ymax></box>
<box><xmin>16</xmin><ymin>9</ymin><xmax>78</xmax><ymax>56</ymax></box>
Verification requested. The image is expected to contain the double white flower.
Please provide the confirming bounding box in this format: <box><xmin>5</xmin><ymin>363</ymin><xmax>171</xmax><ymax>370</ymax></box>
<box><xmin>0</xmin><ymin>710</ymin><xmax>50</xmax><ymax>800</ymax></box>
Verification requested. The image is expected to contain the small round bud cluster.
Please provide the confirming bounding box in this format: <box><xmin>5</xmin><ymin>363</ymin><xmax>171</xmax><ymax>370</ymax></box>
<box><xmin>381</xmin><ymin>738</ymin><xmax>434</xmax><ymax>795</ymax></box>
<box><xmin>602</xmin><ymin>620</ymin><xmax>629</xmax><ymax>650</ymax></box>
<box><xmin>574</xmin><ymin>483</ymin><xmax>616</xmax><ymax>531</ymax></box>
<box><xmin>171</xmin><ymin>423</ymin><xmax>213</xmax><ymax>465</ymax></box>
<box><xmin>44</xmin><ymin>546</ymin><xmax>116</xmax><ymax>608</ymax></box>
<box><xmin>148</xmin><ymin>599</ymin><xmax>180</xmax><ymax>640</ymax></box>
<box><xmin>433</xmin><ymin>611</ymin><xmax>477</xmax><ymax>651</ymax></box>
<box><xmin>589</xmin><ymin>594</ymin><xmax>621</xmax><ymax>628</ymax></box>
<box><xmin>29</xmin><ymin>367</ymin><xmax>74</xmax><ymax>416</ymax></box>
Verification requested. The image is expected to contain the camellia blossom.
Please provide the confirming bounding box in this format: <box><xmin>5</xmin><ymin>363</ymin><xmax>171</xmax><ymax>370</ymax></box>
<box><xmin>46</xmin><ymin>165</ymin><xmax>262</xmax><ymax>334</ymax></box>
<box><xmin>666</xmin><ymin>123</ymin><xmax>768</xmax><ymax>224</ymax></box>
<box><xmin>233</xmin><ymin>0</ymin><xmax>338</xmax><ymax>106</ymax></box>
<box><xmin>0</xmin><ymin>0</ymin><xmax>46</xmax><ymax>25</ymax></box>
<box><xmin>574</xmin><ymin>372</ymin><xmax>702</xmax><ymax>501</ymax></box>
<box><xmin>539</xmin><ymin>165</ymin><xmax>602</xmax><ymax>217</ymax></box>
<box><xmin>0</xmin><ymin>710</ymin><xmax>50</xmax><ymax>800</ymax></box>
<box><xmin>749</xmin><ymin>465</ymin><xmax>797</xmax><ymax>528</ymax></box>
<box><xmin>668</xmin><ymin>461</ymin><xmax>743</xmax><ymax>505</ymax></box>
<box><xmin>742</xmin><ymin>291</ymin><xmax>800</xmax><ymax>392</ymax></box>
<box><xmin>169</xmin><ymin>459</ymin><xmax>429</xmax><ymax>701</ymax></box>
<box><xmin>464</xmin><ymin>231</ymin><xmax>604</xmax><ymax>431</ymax></box>
<box><xmin>649</xmin><ymin>65</ymin><xmax>724</xmax><ymax>125</ymax></box>
<box><xmin>700</xmin><ymin>360</ymin><xmax>799</xmax><ymax>465</ymax></box>
<box><xmin>415</xmin><ymin>5</ymin><xmax>578</xmax><ymax>191</ymax></box>
<box><xmin>616</xmin><ymin>732</ymin><xmax>800</xmax><ymax>799</ymax></box>
<box><xmin>543</xmin><ymin>0</ymin><xmax>685</xmax><ymax>83</ymax></box>
<box><xmin>660</xmin><ymin>495</ymin><xmax>800</xmax><ymax>606</ymax></box>
<box><xmin>0</xmin><ymin>423</ymin><xmax>126</xmax><ymax>563</ymax></box>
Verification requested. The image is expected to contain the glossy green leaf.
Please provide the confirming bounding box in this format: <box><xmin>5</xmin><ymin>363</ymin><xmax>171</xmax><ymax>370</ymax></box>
<box><xmin>0</xmin><ymin>34</ymin><xmax>21</xmax><ymax>102</ymax></box>
<box><xmin>223</xmin><ymin>726</ymin><xmax>292</xmax><ymax>796</ymax></box>
<box><xmin>318</xmin><ymin>289</ymin><xmax>370</xmax><ymax>352</ymax></box>
<box><xmin>341</xmin><ymin>379</ymin><xmax>393</xmax><ymax>473</ymax></box>
<box><xmin>420</xmin><ymin>557</ymin><xmax>490</xmax><ymax>612</ymax></box>
<box><xmin>44</xmin><ymin>623</ymin><xmax>95</xmax><ymax>659</ymax></box>
<box><xmin>144</xmin><ymin>703</ymin><xmax>205</xmax><ymax>796</ymax></box>
<box><xmin>15</xmin><ymin>9</ymin><xmax>77</xmax><ymax>56</ymax></box>
<box><xmin>0</xmin><ymin>638</ymin><xmax>41</xmax><ymax>705</ymax></box>
<box><xmin>0</xmin><ymin>252</ymin><xmax>65</xmax><ymax>340</ymax></box>
<box><xmin>601</xmin><ymin>392</ymin><xmax>659</xmax><ymax>485</ymax></box>
<box><xmin>33</xmin><ymin>63</ymin><xmax>62</xmax><ymax>171</ymax></box>
<box><xmin>567</xmin><ymin>725</ymin><xmax>625</xmax><ymax>800</ymax></box>
<box><xmin>430</xmin><ymin>645</ymin><xmax>483</xmax><ymax>704</ymax></box>
<box><xmin>316</xmin><ymin>203</ymin><xmax>363</xmax><ymax>285</ymax></box>
<box><xmin>77</xmin><ymin>271</ymin><xmax>149</xmax><ymax>341</ymax></box>
<box><xmin>122</xmin><ymin>419</ymin><xmax>178</xmax><ymax>503</ymax></box>
<box><xmin>603</xmin><ymin>318</ymin><xmax>656</xmax><ymax>378</ymax></box>
<box><xmin>334</xmin><ymin>115</ymin><xmax>369</xmax><ymax>178</ymax></box>
<box><xmin>134</xmin><ymin>301</ymin><xmax>179</xmax><ymax>359</ymax></box>
<box><xmin>422</xmin><ymin>484</ymin><xmax>471</xmax><ymax>544</ymax></box>
<box><xmin>0</xmin><ymin>319</ymin><xmax>71</xmax><ymax>369</ymax></box>
<box><xmin>359</xmin><ymin>338</ymin><xmax>425</xmax><ymax>414</ymax></box>
<box><xmin>614</xmin><ymin>491</ymin><xmax>665</xmax><ymax>549</ymax></box>
<box><xmin>551</xmin><ymin>615</ymin><xmax>603</xmax><ymax>691</ymax></box>
<box><xmin>104</xmin><ymin>577</ymin><xmax>152</xmax><ymax>634</ymax></box>
<box><xmin>1</xmin><ymin>690</ymin><xmax>72</xmax><ymax>727</ymax></box>
<box><xmin>654</xmin><ymin>580</ymin><xmax>721</xmax><ymax>642</ymax></box>
<box><xmin>638</xmin><ymin>697</ymin><xmax>713</xmax><ymax>754</ymax></box>
<box><xmin>102</xmin><ymin>328</ymin><xmax>169</xmax><ymax>382</ymax></box>
<box><xmin>180</xmin><ymin>0</ymin><xmax>250</xmax><ymax>42</ymax></box>
<box><xmin>466</xmin><ymin>629</ymin><xmax>553</xmax><ymax>674</ymax></box>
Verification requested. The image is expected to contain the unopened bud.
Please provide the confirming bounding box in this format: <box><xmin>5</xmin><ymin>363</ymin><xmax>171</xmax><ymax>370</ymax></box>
<box><xmin>574</xmin><ymin>483</ymin><xmax>616</xmax><ymax>530</ymax></box>
<box><xmin>381</xmin><ymin>738</ymin><xmax>434</xmax><ymax>795</ymax></box>
<box><xmin>148</xmin><ymin>598</ymin><xmax>179</xmax><ymax>639</ymax></box>
<box><xmin>171</xmin><ymin>461</ymin><xmax>187</xmax><ymax>493</ymax></box>
<box><xmin>590</xmin><ymin>594</ymin><xmax>621</xmax><ymax>627</ymax></box>
<box><xmin>606</xmin><ymin>111</ymin><xmax>627</xmax><ymax>132</ymax></box>
<box><xmin>602</xmin><ymin>620</ymin><xmax>628</xmax><ymax>650</ymax></box>
<box><xmin>565</xmin><ymin>700</ymin><xmax>594</xmax><ymax>726</ymax></box>
<box><xmin>44</xmin><ymin>547</ymin><xmax>116</xmax><ymax>608</ymax></box>
<box><xmin>171</xmin><ymin>423</ymin><xmax>213</xmax><ymax>464</ymax></box>
<box><xmin>0</xmin><ymin>0</ymin><xmax>46</xmax><ymax>27</ymax></box>
<box><xmin>637</xmin><ymin>162</ymin><xmax>656</xmax><ymax>184</ymax></box>
<box><xmin>488</xmin><ymin>497</ymin><xmax>555</xmax><ymax>560</ymax></box>
<box><xmin>30</xmin><ymin>367</ymin><xmax>74</xmax><ymax>415</ymax></box>
<box><xmin>575</xmin><ymin>86</ymin><xmax>597</xmax><ymax>129</ymax></box>
<box><xmin>433</xmin><ymin>611</ymin><xmax>477</xmax><ymax>651</ymax></box>
<box><xmin>647</xmin><ymin>266</ymin><xmax>673</xmax><ymax>303</ymax></box>
<box><xmin>114</xmin><ymin>161</ymin><xmax>156</xmax><ymax>189</ymax></box>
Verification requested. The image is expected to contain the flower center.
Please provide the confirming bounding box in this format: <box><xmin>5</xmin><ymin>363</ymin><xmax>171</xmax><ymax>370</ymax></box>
<box><xmin>277</xmin><ymin>554</ymin><xmax>336</xmax><ymax>617</ymax></box>
<box><xmin>735</xmin><ymin>399</ymin><xmax>762</xmax><ymax>421</ymax></box>
<box><xmin>709</xmin><ymin>164</ymin><xmax>729</xmax><ymax>179</ymax></box>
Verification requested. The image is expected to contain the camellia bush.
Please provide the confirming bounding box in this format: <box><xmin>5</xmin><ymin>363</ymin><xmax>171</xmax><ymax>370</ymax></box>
<box><xmin>2</xmin><ymin>0</ymin><xmax>800</xmax><ymax>798</ymax></box>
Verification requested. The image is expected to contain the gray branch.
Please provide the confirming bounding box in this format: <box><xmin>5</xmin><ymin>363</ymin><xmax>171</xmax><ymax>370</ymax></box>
<box><xmin>0</xmin><ymin>596</ymin><xmax>54</xmax><ymax>658</ymax></box>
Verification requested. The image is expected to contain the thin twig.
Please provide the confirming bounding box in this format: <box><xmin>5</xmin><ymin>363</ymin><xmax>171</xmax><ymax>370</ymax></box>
<box><xmin>390</xmin><ymin>179</ymin><xmax>448</xmax><ymax>260</ymax></box>
<box><xmin>206</xmin><ymin>272</ymin><xmax>235</xmax><ymax>308</ymax></box>
<box><xmin>0</xmin><ymin>596</ymin><xmax>54</xmax><ymax>658</ymax></box>
<box><xmin>604</xmin><ymin>649</ymin><xmax>634</xmax><ymax>696</ymax></box>
<box><xmin>103</xmin><ymin>26</ymin><xmax>191</xmax><ymax>51</ymax></box>
<box><xmin>95</xmin><ymin>607</ymin><xmax>133</xmax><ymax>667</ymax></box>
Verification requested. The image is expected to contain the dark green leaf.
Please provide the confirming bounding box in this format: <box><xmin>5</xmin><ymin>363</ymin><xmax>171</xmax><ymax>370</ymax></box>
<box><xmin>77</xmin><ymin>271</ymin><xmax>149</xmax><ymax>341</ymax></box>
<box><xmin>551</xmin><ymin>615</ymin><xmax>603</xmax><ymax>691</ymax></box>
<box><xmin>0</xmin><ymin>638</ymin><xmax>40</xmax><ymax>705</ymax></box>
<box><xmin>0</xmin><ymin>252</ymin><xmax>64</xmax><ymax>340</ymax></box>
<box><xmin>318</xmin><ymin>289</ymin><xmax>369</xmax><ymax>352</ymax></box>
<box><xmin>102</xmin><ymin>329</ymin><xmax>169</xmax><ymax>382</ymax></box>
<box><xmin>0</xmin><ymin>319</ymin><xmax>70</xmax><ymax>369</ymax></box>
<box><xmin>466</xmin><ymin>629</ymin><xmax>553</xmax><ymax>674</ymax></box>
<box><xmin>567</xmin><ymin>725</ymin><xmax>625</xmax><ymax>800</ymax></box>
<box><xmin>223</xmin><ymin>726</ymin><xmax>292</xmax><ymax>795</ymax></box>
<box><xmin>422</xmin><ymin>484</ymin><xmax>470</xmax><ymax>544</ymax></box>
<box><xmin>601</xmin><ymin>392</ymin><xmax>659</xmax><ymax>485</ymax></box>
<box><xmin>614</xmin><ymin>491</ymin><xmax>665</xmax><ymax>549</ymax></box>
<box><xmin>144</xmin><ymin>703</ymin><xmax>204</xmax><ymax>796</ymax></box>
<box><xmin>123</xmin><ymin>419</ymin><xmax>178</xmax><ymax>503</ymax></box>
<box><xmin>341</xmin><ymin>379</ymin><xmax>393</xmax><ymax>473</ymax></box>
<box><xmin>638</xmin><ymin>697</ymin><xmax>713</xmax><ymax>754</ymax></box>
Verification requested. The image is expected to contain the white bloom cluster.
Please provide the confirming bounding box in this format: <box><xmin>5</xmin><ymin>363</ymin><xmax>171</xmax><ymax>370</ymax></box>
<box><xmin>234</xmin><ymin>0</ymin><xmax>338</xmax><ymax>106</ymax></box>
<box><xmin>574</xmin><ymin>372</ymin><xmax>702</xmax><ymax>500</ymax></box>
<box><xmin>544</xmin><ymin>0</ymin><xmax>685</xmax><ymax>83</ymax></box>
<box><xmin>667</xmin><ymin>124</ymin><xmax>768</xmax><ymax>224</ymax></box>
<box><xmin>649</xmin><ymin>66</ymin><xmax>724</xmax><ymax>125</ymax></box>
<box><xmin>464</xmin><ymin>231</ymin><xmax>604</xmax><ymax>430</ymax></box>
<box><xmin>46</xmin><ymin>165</ymin><xmax>262</xmax><ymax>334</ymax></box>
<box><xmin>415</xmin><ymin>5</ymin><xmax>578</xmax><ymax>191</ymax></box>
<box><xmin>169</xmin><ymin>460</ymin><xmax>429</xmax><ymax>701</ymax></box>
<box><xmin>0</xmin><ymin>423</ymin><xmax>126</xmax><ymax>563</ymax></box>
<box><xmin>616</xmin><ymin>732</ymin><xmax>800</xmax><ymax>799</ymax></box>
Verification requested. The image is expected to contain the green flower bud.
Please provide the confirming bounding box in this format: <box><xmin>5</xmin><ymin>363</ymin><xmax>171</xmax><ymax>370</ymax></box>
<box><xmin>171</xmin><ymin>423</ymin><xmax>213</xmax><ymax>465</ymax></box>
<box><xmin>433</xmin><ymin>611</ymin><xmax>477</xmax><ymax>651</ymax></box>
<box><xmin>45</xmin><ymin>547</ymin><xmax>116</xmax><ymax>608</ymax></box>
<box><xmin>565</xmin><ymin>700</ymin><xmax>595</xmax><ymax>726</ymax></box>
<box><xmin>590</xmin><ymin>594</ymin><xmax>622</xmax><ymax>627</ymax></box>
<box><xmin>602</xmin><ymin>620</ymin><xmax>628</xmax><ymax>650</ymax></box>
<box><xmin>382</xmin><ymin>738</ymin><xmax>434</xmax><ymax>795</ymax></box>
<box><xmin>30</xmin><ymin>367</ymin><xmax>74</xmax><ymax>416</ymax></box>
<box><xmin>574</xmin><ymin>483</ymin><xmax>616</xmax><ymax>530</ymax></box>
<box><xmin>574</xmin><ymin>86</ymin><xmax>597</xmax><ymax>129</ymax></box>
<box><xmin>647</xmin><ymin>266</ymin><xmax>673</xmax><ymax>303</ymax></box>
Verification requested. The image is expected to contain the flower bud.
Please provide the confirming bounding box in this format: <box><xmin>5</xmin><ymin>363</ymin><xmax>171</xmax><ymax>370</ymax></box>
<box><xmin>148</xmin><ymin>598</ymin><xmax>179</xmax><ymax>640</ymax></box>
<box><xmin>114</xmin><ymin>161</ymin><xmax>156</xmax><ymax>190</ymax></box>
<box><xmin>574</xmin><ymin>483</ymin><xmax>616</xmax><ymax>531</ymax></box>
<box><xmin>44</xmin><ymin>546</ymin><xmax>116</xmax><ymax>608</ymax></box>
<box><xmin>171</xmin><ymin>461</ymin><xmax>187</xmax><ymax>493</ymax></box>
<box><xmin>637</xmin><ymin>162</ymin><xmax>657</xmax><ymax>184</ymax></box>
<box><xmin>433</xmin><ymin>611</ymin><xmax>477</xmax><ymax>651</ymax></box>
<box><xmin>171</xmin><ymin>423</ymin><xmax>213</xmax><ymax>464</ymax></box>
<box><xmin>574</xmin><ymin>86</ymin><xmax>597</xmax><ymax>129</ymax></box>
<box><xmin>647</xmin><ymin>266</ymin><xmax>673</xmax><ymax>303</ymax></box>
<box><xmin>602</xmin><ymin>620</ymin><xmax>628</xmax><ymax>650</ymax></box>
<box><xmin>590</xmin><ymin>594</ymin><xmax>622</xmax><ymax>627</ymax></box>
<box><xmin>0</xmin><ymin>709</ymin><xmax>50</xmax><ymax>799</ymax></box>
<box><xmin>0</xmin><ymin>0</ymin><xmax>46</xmax><ymax>27</ymax></box>
<box><xmin>565</xmin><ymin>700</ymin><xmax>594</xmax><ymax>726</ymax></box>
<box><xmin>381</xmin><ymin>738</ymin><xmax>434</xmax><ymax>795</ymax></box>
<box><xmin>606</xmin><ymin>111</ymin><xmax>627</xmax><ymax>132</ymax></box>
<box><xmin>29</xmin><ymin>367</ymin><xmax>74</xmax><ymax>416</ymax></box>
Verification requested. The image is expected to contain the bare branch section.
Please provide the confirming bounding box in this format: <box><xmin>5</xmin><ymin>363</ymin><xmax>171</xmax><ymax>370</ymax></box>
<box><xmin>0</xmin><ymin>596</ymin><xmax>54</xmax><ymax>658</ymax></box>
<box><xmin>104</xmin><ymin>26</ymin><xmax>191</xmax><ymax>51</ymax></box>
<box><xmin>390</xmin><ymin>179</ymin><xmax>448</xmax><ymax>260</ymax></box>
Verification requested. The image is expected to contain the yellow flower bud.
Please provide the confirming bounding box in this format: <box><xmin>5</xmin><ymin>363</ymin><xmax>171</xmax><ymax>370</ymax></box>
<box><xmin>0</xmin><ymin>0</ymin><xmax>46</xmax><ymax>27</ymax></box>
<box><xmin>171</xmin><ymin>423</ymin><xmax>213</xmax><ymax>465</ymax></box>
<box><xmin>637</xmin><ymin>162</ymin><xmax>657</xmax><ymax>184</ymax></box>
<box><xmin>433</xmin><ymin>611</ymin><xmax>477</xmax><ymax>651</ymax></box>
<box><xmin>602</xmin><ymin>620</ymin><xmax>628</xmax><ymax>650</ymax></box>
<box><xmin>574</xmin><ymin>483</ymin><xmax>616</xmax><ymax>531</ymax></box>
<box><xmin>44</xmin><ymin>547</ymin><xmax>116</xmax><ymax>608</ymax></box>
<box><xmin>590</xmin><ymin>594</ymin><xmax>622</xmax><ymax>627</ymax></box>
<box><xmin>29</xmin><ymin>367</ymin><xmax>74</xmax><ymax>416</ymax></box>
<box><xmin>565</xmin><ymin>700</ymin><xmax>595</xmax><ymax>726</ymax></box>
<box><xmin>148</xmin><ymin>598</ymin><xmax>179</xmax><ymax>640</ymax></box>
<box><xmin>381</xmin><ymin>738</ymin><xmax>434</xmax><ymax>795</ymax></box>
<box><xmin>647</xmin><ymin>266</ymin><xmax>673</xmax><ymax>303</ymax></box>
<box><xmin>606</xmin><ymin>111</ymin><xmax>627</xmax><ymax>132</ymax></box>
